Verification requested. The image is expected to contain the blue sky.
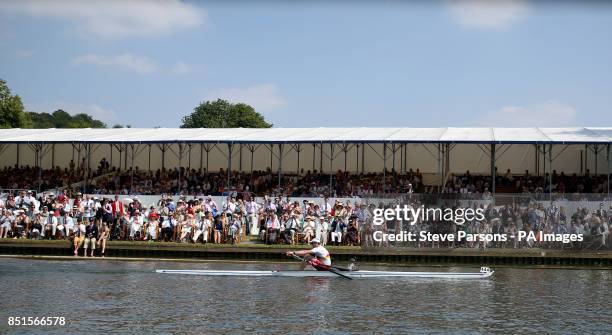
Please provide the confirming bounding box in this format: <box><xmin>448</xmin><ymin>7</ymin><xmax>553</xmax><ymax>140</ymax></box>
<box><xmin>0</xmin><ymin>0</ymin><xmax>611</xmax><ymax>128</ymax></box>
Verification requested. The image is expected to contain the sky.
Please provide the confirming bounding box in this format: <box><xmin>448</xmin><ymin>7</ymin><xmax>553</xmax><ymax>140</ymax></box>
<box><xmin>0</xmin><ymin>0</ymin><xmax>611</xmax><ymax>128</ymax></box>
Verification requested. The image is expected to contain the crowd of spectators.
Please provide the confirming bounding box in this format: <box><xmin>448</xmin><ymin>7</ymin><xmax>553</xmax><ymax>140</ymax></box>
<box><xmin>1</xmin><ymin>187</ymin><xmax>611</xmax><ymax>255</ymax></box>
<box><xmin>377</xmin><ymin>198</ymin><xmax>611</xmax><ymax>250</ymax></box>
<box><xmin>442</xmin><ymin>169</ymin><xmax>610</xmax><ymax>195</ymax></box>
<box><xmin>0</xmin><ymin>190</ymin><xmax>371</xmax><ymax>256</ymax></box>
<box><xmin>3</xmin><ymin>158</ymin><xmax>610</xmax><ymax>198</ymax></box>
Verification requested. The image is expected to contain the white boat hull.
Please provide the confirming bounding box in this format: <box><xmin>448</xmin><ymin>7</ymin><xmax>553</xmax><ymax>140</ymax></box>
<box><xmin>156</xmin><ymin>267</ymin><xmax>494</xmax><ymax>279</ymax></box>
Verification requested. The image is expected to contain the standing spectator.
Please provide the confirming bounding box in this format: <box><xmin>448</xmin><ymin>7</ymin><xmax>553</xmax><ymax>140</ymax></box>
<box><xmin>245</xmin><ymin>197</ymin><xmax>259</xmax><ymax>236</ymax></box>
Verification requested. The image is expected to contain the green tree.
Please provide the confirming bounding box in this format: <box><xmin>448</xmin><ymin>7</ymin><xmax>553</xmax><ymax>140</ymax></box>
<box><xmin>27</xmin><ymin>110</ymin><xmax>107</xmax><ymax>128</ymax></box>
<box><xmin>67</xmin><ymin>113</ymin><xmax>106</xmax><ymax>128</ymax></box>
<box><xmin>0</xmin><ymin>79</ymin><xmax>32</xmax><ymax>128</ymax></box>
<box><xmin>181</xmin><ymin>99</ymin><xmax>272</xmax><ymax>128</ymax></box>
<box><xmin>27</xmin><ymin>112</ymin><xmax>54</xmax><ymax>128</ymax></box>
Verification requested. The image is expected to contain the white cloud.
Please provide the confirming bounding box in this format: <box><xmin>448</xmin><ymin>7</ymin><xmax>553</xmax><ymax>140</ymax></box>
<box><xmin>205</xmin><ymin>84</ymin><xmax>286</xmax><ymax>111</ymax></box>
<box><xmin>0</xmin><ymin>0</ymin><xmax>206</xmax><ymax>39</ymax></box>
<box><xmin>171</xmin><ymin>61</ymin><xmax>193</xmax><ymax>75</ymax></box>
<box><xmin>27</xmin><ymin>101</ymin><xmax>119</xmax><ymax>125</ymax></box>
<box><xmin>478</xmin><ymin>100</ymin><xmax>577</xmax><ymax>126</ymax></box>
<box><xmin>72</xmin><ymin>53</ymin><xmax>159</xmax><ymax>74</ymax></box>
<box><xmin>447</xmin><ymin>0</ymin><xmax>530</xmax><ymax>29</ymax></box>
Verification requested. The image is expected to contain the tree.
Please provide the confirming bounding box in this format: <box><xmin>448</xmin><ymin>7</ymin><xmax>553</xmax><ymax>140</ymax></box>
<box><xmin>27</xmin><ymin>110</ymin><xmax>107</xmax><ymax>128</ymax></box>
<box><xmin>1</xmin><ymin>79</ymin><xmax>108</xmax><ymax>129</ymax></box>
<box><xmin>0</xmin><ymin>79</ymin><xmax>32</xmax><ymax>128</ymax></box>
<box><xmin>181</xmin><ymin>99</ymin><xmax>272</xmax><ymax>128</ymax></box>
<box><xmin>68</xmin><ymin>113</ymin><xmax>106</xmax><ymax>128</ymax></box>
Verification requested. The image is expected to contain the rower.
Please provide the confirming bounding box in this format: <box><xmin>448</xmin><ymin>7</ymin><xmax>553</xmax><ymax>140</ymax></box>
<box><xmin>286</xmin><ymin>238</ymin><xmax>331</xmax><ymax>271</ymax></box>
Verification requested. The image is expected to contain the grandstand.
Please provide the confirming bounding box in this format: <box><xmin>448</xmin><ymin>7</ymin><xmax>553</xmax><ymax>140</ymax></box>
<box><xmin>0</xmin><ymin>127</ymin><xmax>611</xmax><ymax>196</ymax></box>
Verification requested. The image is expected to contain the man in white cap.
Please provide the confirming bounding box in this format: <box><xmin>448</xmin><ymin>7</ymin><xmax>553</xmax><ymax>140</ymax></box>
<box><xmin>286</xmin><ymin>238</ymin><xmax>331</xmax><ymax>271</ymax></box>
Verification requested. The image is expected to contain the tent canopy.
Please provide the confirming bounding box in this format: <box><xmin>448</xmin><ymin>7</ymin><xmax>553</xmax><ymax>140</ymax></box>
<box><xmin>0</xmin><ymin>127</ymin><xmax>611</xmax><ymax>144</ymax></box>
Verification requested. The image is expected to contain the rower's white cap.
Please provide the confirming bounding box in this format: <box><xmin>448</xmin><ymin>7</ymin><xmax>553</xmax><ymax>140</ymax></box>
<box><xmin>310</xmin><ymin>238</ymin><xmax>320</xmax><ymax>244</ymax></box>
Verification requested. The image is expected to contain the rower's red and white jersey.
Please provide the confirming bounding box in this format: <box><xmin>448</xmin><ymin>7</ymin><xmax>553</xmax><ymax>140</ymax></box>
<box><xmin>311</xmin><ymin>246</ymin><xmax>331</xmax><ymax>266</ymax></box>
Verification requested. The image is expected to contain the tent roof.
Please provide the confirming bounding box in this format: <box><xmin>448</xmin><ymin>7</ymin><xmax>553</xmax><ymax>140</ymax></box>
<box><xmin>0</xmin><ymin>127</ymin><xmax>611</xmax><ymax>144</ymax></box>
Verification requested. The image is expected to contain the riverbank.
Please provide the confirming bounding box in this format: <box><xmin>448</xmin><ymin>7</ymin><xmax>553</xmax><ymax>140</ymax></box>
<box><xmin>1</xmin><ymin>239</ymin><xmax>611</xmax><ymax>267</ymax></box>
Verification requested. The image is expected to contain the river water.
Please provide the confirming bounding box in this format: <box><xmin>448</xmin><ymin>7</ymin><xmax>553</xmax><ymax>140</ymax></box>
<box><xmin>0</xmin><ymin>258</ymin><xmax>610</xmax><ymax>334</ymax></box>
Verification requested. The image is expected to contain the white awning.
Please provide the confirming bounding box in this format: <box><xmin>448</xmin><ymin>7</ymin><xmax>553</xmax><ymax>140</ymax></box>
<box><xmin>0</xmin><ymin>127</ymin><xmax>610</xmax><ymax>144</ymax></box>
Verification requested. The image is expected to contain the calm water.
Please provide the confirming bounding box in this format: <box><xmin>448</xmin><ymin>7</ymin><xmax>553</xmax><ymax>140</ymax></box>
<box><xmin>0</xmin><ymin>258</ymin><xmax>610</xmax><ymax>335</ymax></box>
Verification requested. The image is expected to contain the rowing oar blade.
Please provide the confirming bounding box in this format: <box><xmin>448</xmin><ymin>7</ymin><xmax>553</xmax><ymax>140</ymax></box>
<box><xmin>327</xmin><ymin>268</ymin><xmax>353</xmax><ymax>280</ymax></box>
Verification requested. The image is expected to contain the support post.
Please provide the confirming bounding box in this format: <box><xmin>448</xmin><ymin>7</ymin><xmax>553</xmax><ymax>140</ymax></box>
<box><xmin>361</xmin><ymin>143</ymin><xmax>365</xmax><ymax>174</ymax></box>
<box><xmin>404</xmin><ymin>144</ymin><xmax>407</xmax><ymax>174</ymax></box>
<box><xmin>584</xmin><ymin>144</ymin><xmax>588</xmax><ymax>176</ymax></box>
<box><xmin>250</xmin><ymin>147</ymin><xmax>254</xmax><ymax>175</ymax></box>
<box><xmin>437</xmin><ymin>143</ymin><xmax>442</xmax><ymax>191</ymax></box>
<box><xmin>356</xmin><ymin>144</ymin><xmax>359</xmax><ymax>174</ymax></box>
<box><xmin>148</xmin><ymin>144</ymin><xmax>152</xmax><ymax>171</ymax></box>
<box><xmin>383</xmin><ymin>143</ymin><xmax>387</xmax><ymax>194</ymax></box>
<box><xmin>594</xmin><ymin>144</ymin><xmax>599</xmax><ymax>175</ymax></box>
<box><xmin>130</xmin><ymin>144</ymin><xmax>135</xmax><ymax>194</ymax></box>
<box><xmin>278</xmin><ymin>144</ymin><xmax>283</xmax><ymax>192</ymax></box>
<box><xmin>319</xmin><ymin>143</ymin><xmax>323</xmax><ymax>174</ymax></box>
<box><xmin>312</xmin><ymin>143</ymin><xmax>316</xmax><ymax>172</ymax></box>
<box><xmin>239</xmin><ymin>144</ymin><xmax>243</xmax><ymax>171</ymax></box>
<box><xmin>178</xmin><ymin>143</ymin><xmax>184</xmax><ymax>194</ymax></box>
<box><xmin>400</xmin><ymin>143</ymin><xmax>403</xmax><ymax>173</ymax></box>
<box><xmin>51</xmin><ymin>144</ymin><xmax>55</xmax><ymax>169</ymax></box>
<box><xmin>329</xmin><ymin>143</ymin><xmax>334</xmax><ymax>193</ymax></box>
<box><xmin>188</xmin><ymin>144</ymin><xmax>192</xmax><ymax>170</ymax></box>
<box><xmin>269</xmin><ymin>144</ymin><xmax>273</xmax><ymax>171</ymax></box>
<box><xmin>200</xmin><ymin>143</ymin><xmax>204</xmax><ymax>172</ymax></box>
<box><xmin>227</xmin><ymin>143</ymin><xmax>233</xmax><ymax>192</ymax></box>
<box><xmin>549</xmin><ymin>143</ymin><xmax>553</xmax><ymax>203</ymax></box>
<box><xmin>490</xmin><ymin>144</ymin><xmax>496</xmax><ymax>196</ymax></box>
<box><xmin>607</xmin><ymin>144</ymin><xmax>611</xmax><ymax>197</ymax></box>
<box><xmin>37</xmin><ymin>144</ymin><xmax>42</xmax><ymax>193</ymax></box>
<box><xmin>161</xmin><ymin>144</ymin><xmax>166</xmax><ymax>170</ymax></box>
<box><xmin>344</xmin><ymin>144</ymin><xmax>348</xmax><ymax>172</ymax></box>
<box><xmin>391</xmin><ymin>143</ymin><xmax>396</xmax><ymax>173</ymax></box>
<box><xmin>86</xmin><ymin>143</ymin><xmax>91</xmax><ymax>194</ymax></box>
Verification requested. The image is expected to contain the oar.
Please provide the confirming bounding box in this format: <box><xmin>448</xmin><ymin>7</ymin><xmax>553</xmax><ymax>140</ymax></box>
<box><xmin>289</xmin><ymin>253</ymin><xmax>353</xmax><ymax>280</ymax></box>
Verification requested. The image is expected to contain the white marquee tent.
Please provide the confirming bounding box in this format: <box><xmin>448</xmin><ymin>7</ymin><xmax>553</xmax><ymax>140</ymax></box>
<box><xmin>1</xmin><ymin>127</ymin><xmax>612</xmax><ymax>144</ymax></box>
<box><xmin>0</xmin><ymin>127</ymin><xmax>610</xmax><ymax>195</ymax></box>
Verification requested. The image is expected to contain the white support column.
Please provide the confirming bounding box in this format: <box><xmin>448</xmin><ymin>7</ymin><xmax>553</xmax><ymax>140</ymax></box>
<box><xmin>607</xmin><ymin>144</ymin><xmax>610</xmax><ymax>197</ymax></box>
<box><xmin>491</xmin><ymin>144</ymin><xmax>496</xmax><ymax>196</ymax></box>
<box><xmin>278</xmin><ymin>144</ymin><xmax>283</xmax><ymax>192</ymax></box>
<box><xmin>227</xmin><ymin>143</ymin><xmax>233</xmax><ymax>191</ymax></box>
<box><xmin>130</xmin><ymin>144</ymin><xmax>135</xmax><ymax>194</ymax></box>
<box><xmin>329</xmin><ymin>143</ymin><xmax>334</xmax><ymax>192</ymax></box>
<box><xmin>383</xmin><ymin>143</ymin><xmax>387</xmax><ymax>193</ymax></box>
<box><xmin>549</xmin><ymin>143</ymin><xmax>553</xmax><ymax>203</ymax></box>
<box><xmin>179</xmin><ymin>143</ymin><xmax>185</xmax><ymax>194</ymax></box>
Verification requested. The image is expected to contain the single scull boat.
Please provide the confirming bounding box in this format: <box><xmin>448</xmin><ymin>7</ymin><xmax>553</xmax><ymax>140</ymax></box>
<box><xmin>156</xmin><ymin>266</ymin><xmax>494</xmax><ymax>279</ymax></box>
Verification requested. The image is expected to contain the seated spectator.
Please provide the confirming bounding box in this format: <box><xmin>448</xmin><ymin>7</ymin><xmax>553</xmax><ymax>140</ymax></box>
<box><xmin>83</xmin><ymin>219</ymin><xmax>99</xmax><ymax>257</ymax></box>
<box><xmin>0</xmin><ymin>209</ymin><xmax>14</xmax><ymax>238</ymax></box>
<box><xmin>73</xmin><ymin>218</ymin><xmax>86</xmax><ymax>256</ymax></box>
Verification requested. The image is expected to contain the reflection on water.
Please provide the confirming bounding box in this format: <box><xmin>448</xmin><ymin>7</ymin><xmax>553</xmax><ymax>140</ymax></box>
<box><xmin>0</xmin><ymin>259</ymin><xmax>610</xmax><ymax>334</ymax></box>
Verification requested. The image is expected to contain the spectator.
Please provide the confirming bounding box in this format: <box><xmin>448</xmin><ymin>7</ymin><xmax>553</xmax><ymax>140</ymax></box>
<box><xmin>83</xmin><ymin>219</ymin><xmax>99</xmax><ymax>257</ymax></box>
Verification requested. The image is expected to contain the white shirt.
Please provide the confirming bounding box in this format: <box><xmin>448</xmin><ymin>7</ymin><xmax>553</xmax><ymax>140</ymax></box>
<box><xmin>245</xmin><ymin>201</ymin><xmax>259</xmax><ymax>214</ymax></box>
<box><xmin>311</xmin><ymin>246</ymin><xmax>331</xmax><ymax>266</ymax></box>
<box><xmin>64</xmin><ymin>216</ymin><xmax>74</xmax><ymax>230</ymax></box>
